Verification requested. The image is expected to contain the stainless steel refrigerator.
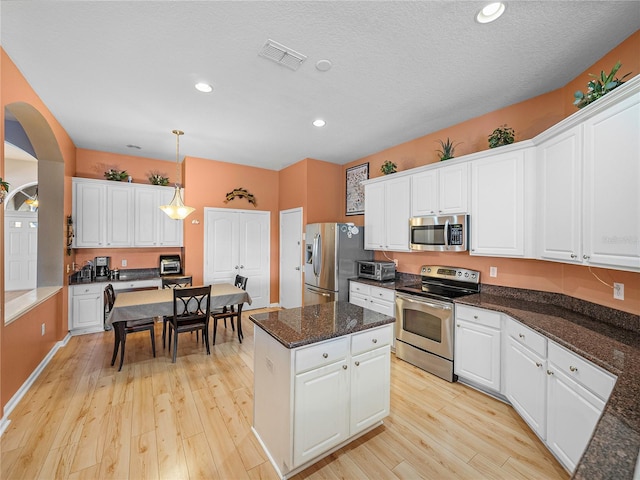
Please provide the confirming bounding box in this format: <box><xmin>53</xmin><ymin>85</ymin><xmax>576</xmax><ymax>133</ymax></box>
<box><xmin>304</xmin><ymin>223</ymin><xmax>373</xmax><ymax>305</ymax></box>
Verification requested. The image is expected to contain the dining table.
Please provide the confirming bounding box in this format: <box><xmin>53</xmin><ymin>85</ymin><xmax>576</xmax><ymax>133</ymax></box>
<box><xmin>107</xmin><ymin>283</ymin><xmax>252</xmax><ymax>360</ymax></box>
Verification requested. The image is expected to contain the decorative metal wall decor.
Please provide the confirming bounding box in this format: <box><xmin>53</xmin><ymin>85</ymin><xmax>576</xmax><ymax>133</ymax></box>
<box><xmin>224</xmin><ymin>187</ymin><xmax>257</xmax><ymax>207</ymax></box>
<box><xmin>346</xmin><ymin>163</ymin><xmax>368</xmax><ymax>215</ymax></box>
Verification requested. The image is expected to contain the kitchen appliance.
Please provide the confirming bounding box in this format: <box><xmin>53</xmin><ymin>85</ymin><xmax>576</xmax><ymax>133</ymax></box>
<box><xmin>93</xmin><ymin>256</ymin><xmax>111</xmax><ymax>280</ymax></box>
<box><xmin>409</xmin><ymin>214</ymin><xmax>469</xmax><ymax>252</ymax></box>
<box><xmin>395</xmin><ymin>265</ymin><xmax>480</xmax><ymax>382</ymax></box>
<box><xmin>160</xmin><ymin>254</ymin><xmax>182</xmax><ymax>275</ymax></box>
<box><xmin>357</xmin><ymin>260</ymin><xmax>396</xmax><ymax>282</ymax></box>
<box><xmin>304</xmin><ymin>223</ymin><xmax>373</xmax><ymax>305</ymax></box>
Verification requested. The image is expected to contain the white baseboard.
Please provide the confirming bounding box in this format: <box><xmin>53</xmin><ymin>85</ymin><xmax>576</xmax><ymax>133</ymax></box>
<box><xmin>0</xmin><ymin>333</ymin><xmax>71</xmax><ymax>436</ymax></box>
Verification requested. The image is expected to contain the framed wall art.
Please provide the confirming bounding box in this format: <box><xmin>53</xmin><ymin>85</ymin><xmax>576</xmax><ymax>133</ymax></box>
<box><xmin>345</xmin><ymin>163</ymin><xmax>368</xmax><ymax>216</ymax></box>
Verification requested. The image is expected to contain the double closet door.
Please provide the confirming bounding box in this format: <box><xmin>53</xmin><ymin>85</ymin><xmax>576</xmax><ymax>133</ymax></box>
<box><xmin>204</xmin><ymin>207</ymin><xmax>270</xmax><ymax>309</ymax></box>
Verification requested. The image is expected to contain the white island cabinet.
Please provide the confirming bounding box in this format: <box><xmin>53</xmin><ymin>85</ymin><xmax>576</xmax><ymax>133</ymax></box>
<box><xmin>250</xmin><ymin>303</ymin><xmax>393</xmax><ymax>479</ymax></box>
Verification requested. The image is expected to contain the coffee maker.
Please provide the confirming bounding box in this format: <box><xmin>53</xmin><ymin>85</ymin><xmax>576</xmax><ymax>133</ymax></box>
<box><xmin>94</xmin><ymin>256</ymin><xmax>111</xmax><ymax>280</ymax></box>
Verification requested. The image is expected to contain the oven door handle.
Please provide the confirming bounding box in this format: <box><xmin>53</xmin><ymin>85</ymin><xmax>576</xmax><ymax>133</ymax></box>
<box><xmin>396</xmin><ymin>292</ymin><xmax>452</xmax><ymax>311</ymax></box>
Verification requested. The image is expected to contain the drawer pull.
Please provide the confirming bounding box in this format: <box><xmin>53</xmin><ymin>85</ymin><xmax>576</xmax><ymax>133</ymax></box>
<box><xmin>322</xmin><ymin>353</ymin><xmax>328</xmax><ymax>359</ymax></box>
<box><xmin>342</xmin><ymin>365</ymin><xmax>348</xmax><ymax>370</ymax></box>
<box><xmin>355</xmin><ymin>361</ymin><xmax>360</xmax><ymax>367</ymax></box>
<box><xmin>535</xmin><ymin>362</ymin><xmax>542</xmax><ymax>368</ymax></box>
<box><xmin>569</xmin><ymin>365</ymin><xmax>578</xmax><ymax>372</ymax></box>
<box><xmin>372</xmin><ymin>338</ymin><xmax>378</xmax><ymax>344</ymax></box>
<box><xmin>547</xmin><ymin>370</ymin><xmax>554</xmax><ymax>376</ymax></box>
<box><xmin>519</xmin><ymin>333</ymin><xmax>525</xmax><ymax>339</ymax></box>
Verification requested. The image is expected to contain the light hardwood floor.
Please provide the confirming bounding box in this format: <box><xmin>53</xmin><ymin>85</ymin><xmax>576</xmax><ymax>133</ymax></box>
<box><xmin>1</xmin><ymin>309</ymin><xmax>568</xmax><ymax>479</ymax></box>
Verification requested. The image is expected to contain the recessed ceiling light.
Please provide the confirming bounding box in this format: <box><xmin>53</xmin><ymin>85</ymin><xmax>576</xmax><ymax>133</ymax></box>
<box><xmin>195</xmin><ymin>82</ymin><xmax>213</xmax><ymax>93</ymax></box>
<box><xmin>316</xmin><ymin>59</ymin><xmax>332</xmax><ymax>72</ymax></box>
<box><xmin>476</xmin><ymin>2</ymin><xmax>505</xmax><ymax>23</ymax></box>
<box><xmin>313</xmin><ymin>119</ymin><xmax>326</xmax><ymax>127</ymax></box>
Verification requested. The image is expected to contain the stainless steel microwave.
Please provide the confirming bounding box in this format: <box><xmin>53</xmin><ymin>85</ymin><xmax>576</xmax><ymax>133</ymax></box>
<box><xmin>409</xmin><ymin>214</ymin><xmax>468</xmax><ymax>252</ymax></box>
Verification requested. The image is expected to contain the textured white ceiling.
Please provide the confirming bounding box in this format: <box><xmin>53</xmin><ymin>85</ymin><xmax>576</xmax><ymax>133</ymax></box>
<box><xmin>2</xmin><ymin>1</ymin><xmax>639</xmax><ymax>170</ymax></box>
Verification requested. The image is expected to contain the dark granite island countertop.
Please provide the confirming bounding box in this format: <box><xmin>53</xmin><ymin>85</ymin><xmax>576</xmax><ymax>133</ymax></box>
<box><xmin>455</xmin><ymin>287</ymin><xmax>640</xmax><ymax>480</ymax></box>
<box><xmin>249</xmin><ymin>301</ymin><xmax>396</xmax><ymax>349</ymax></box>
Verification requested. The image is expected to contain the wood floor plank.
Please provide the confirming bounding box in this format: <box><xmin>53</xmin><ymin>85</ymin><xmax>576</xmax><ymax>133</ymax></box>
<box><xmin>0</xmin><ymin>308</ymin><xmax>567</xmax><ymax>480</ymax></box>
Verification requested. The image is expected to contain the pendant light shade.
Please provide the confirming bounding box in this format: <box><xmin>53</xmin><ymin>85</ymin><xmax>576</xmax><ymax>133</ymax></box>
<box><xmin>160</xmin><ymin>129</ymin><xmax>195</xmax><ymax>220</ymax></box>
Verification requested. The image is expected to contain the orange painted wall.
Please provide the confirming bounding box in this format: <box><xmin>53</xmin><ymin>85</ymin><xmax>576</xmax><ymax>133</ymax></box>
<box><xmin>183</xmin><ymin>156</ymin><xmax>280</xmax><ymax>300</ymax></box>
<box><xmin>279</xmin><ymin>159</ymin><xmax>308</xmax><ymax>222</ymax></box>
<box><xmin>340</xmin><ymin>31</ymin><xmax>640</xmax><ymax>315</ymax></box>
<box><xmin>2</xmin><ymin>49</ymin><xmax>76</xmax><ymax>415</ymax></box>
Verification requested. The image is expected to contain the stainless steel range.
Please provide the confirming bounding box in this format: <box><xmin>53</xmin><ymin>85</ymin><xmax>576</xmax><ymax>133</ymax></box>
<box><xmin>395</xmin><ymin>265</ymin><xmax>480</xmax><ymax>382</ymax></box>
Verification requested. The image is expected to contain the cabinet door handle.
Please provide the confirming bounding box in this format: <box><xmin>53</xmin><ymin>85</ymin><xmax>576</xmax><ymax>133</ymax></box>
<box><xmin>583</xmin><ymin>255</ymin><xmax>590</xmax><ymax>260</ymax></box>
<box><xmin>322</xmin><ymin>353</ymin><xmax>328</xmax><ymax>359</ymax></box>
<box><xmin>372</xmin><ymin>338</ymin><xmax>378</xmax><ymax>344</ymax></box>
<box><xmin>546</xmin><ymin>370</ymin><xmax>554</xmax><ymax>376</ymax></box>
<box><xmin>569</xmin><ymin>365</ymin><xmax>578</xmax><ymax>372</ymax></box>
<box><xmin>473</xmin><ymin>315</ymin><xmax>478</xmax><ymax>319</ymax></box>
<box><xmin>456</xmin><ymin>324</ymin><xmax>460</xmax><ymax>327</ymax></box>
<box><xmin>570</xmin><ymin>253</ymin><xmax>577</xmax><ymax>259</ymax></box>
<box><xmin>519</xmin><ymin>333</ymin><xmax>525</xmax><ymax>339</ymax></box>
<box><xmin>535</xmin><ymin>362</ymin><xmax>542</xmax><ymax>368</ymax></box>
<box><xmin>354</xmin><ymin>361</ymin><xmax>360</xmax><ymax>367</ymax></box>
<box><xmin>342</xmin><ymin>365</ymin><xmax>348</xmax><ymax>370</ymax></box>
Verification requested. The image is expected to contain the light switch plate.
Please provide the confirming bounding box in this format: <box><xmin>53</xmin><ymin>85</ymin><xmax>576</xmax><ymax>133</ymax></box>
<box><xmin>613</xmin><ymin>283</ymin><xmax>624</xmax><ymax>300</ymax></box>
<box><xmin>490</xmin><ymin>266</ymin><xmax>498</xmax><ymax>277</ymax></box>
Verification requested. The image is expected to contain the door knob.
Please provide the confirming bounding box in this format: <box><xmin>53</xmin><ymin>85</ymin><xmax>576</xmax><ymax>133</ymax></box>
<box><xmin>240</xmin><ymin>265</ymin><xmax>245</xmax><ymax>269</ymax></box>
<box><xmin>235</xmin><ymin>265</ymin><xmax>239</xmax><ymax>269</ymax></box>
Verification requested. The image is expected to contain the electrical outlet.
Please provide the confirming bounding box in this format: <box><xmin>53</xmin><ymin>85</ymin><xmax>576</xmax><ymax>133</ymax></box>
<box><xmin>41</xmin><ymin>323</ymin><xmax>45</xmax><ymax>336</ymax></box>
<box><xmin>66</xmin><ymin>264</ymin><xmax>71</xmax><ymax>273</ymax></box>
<box><xmin>613</xmin><ymin>283</ymin><xmax>624</xmax><ymax>300</ymax></box>
<box><xmin>393</xmin><ymin>259</ymin><xmax>398</xmax><ymax>267</ymax></box>
<box><xmin>490</xmin><ymin>266</ymin><xmax>498</xmax><ymax>278</ymax></box>
<box><xmin>122</xmin><ymin>259</ymin><xmax>127</xmax><ymax>267</ymax></box>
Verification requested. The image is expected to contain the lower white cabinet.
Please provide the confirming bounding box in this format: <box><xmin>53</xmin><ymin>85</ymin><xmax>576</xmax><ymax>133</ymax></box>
<box><xmin>69</xmin><ymin>284</ymin><xmax>104</xmax><ymax>334</ymax></box>
<box><xmin>253</xmin><ymin>323</ymin><xmax>392</xmax><ymax>478</ymax></box>
<box><xmin>545</xmin><ymin>342</ymin><xmax>616</xmax><ymax>472</ymax></box>
<box><xmin>454</xmin><ymin>305</ymin><xmax>502</xmax><ymax>392</ymax></box>
<box><xmin>349</xmin><ymin>281</ymin><xmax>395</xmax><ymax>317</ymax></box>
<box><xmin>504</xmin><ymin>318</ymin><xmax>548</xmax><ymax>438</ymax></box>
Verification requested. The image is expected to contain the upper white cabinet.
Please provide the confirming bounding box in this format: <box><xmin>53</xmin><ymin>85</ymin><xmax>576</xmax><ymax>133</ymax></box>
<box><xmin>470</xmin><ymin>146</ymin><xmax>535</xmax><ymax>258</ymax></box>
<box><xmin>411</xmin><ymin>162</ymin><xmax>468</xmax><ymax>216</ymax></box>
<box><xmin>364</xmin><ymin>175</ymin><xmax>411</xmax><ymax>251</ymax></box>
<box><xmin>582</xmin><ymin>91</ymin><xmax>639</xmax><ymax>270</ymax></box>
<box><xmin>72</xmin><ymin>178</ymin><xmax>183</xmax><ymax>248</ymax></box>
<box><xmin>536</xmin><ymin>85</ymin><xmax>640</xmax><ymax>271</ymax></box>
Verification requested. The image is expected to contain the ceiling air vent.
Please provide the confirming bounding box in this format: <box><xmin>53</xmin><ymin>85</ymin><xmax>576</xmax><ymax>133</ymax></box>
<box><xmin>259</xmin><ymin>39</ymin><xmax>307</xmax><ymax>71</ymax></box>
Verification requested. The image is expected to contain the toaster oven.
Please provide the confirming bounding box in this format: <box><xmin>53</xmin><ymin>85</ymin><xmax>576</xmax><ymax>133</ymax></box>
<box><xmin>159</xmin><ymin>255</ymin><xmax>182</xmax><ymax>275</ymax></box>
<box><xmin>357</xmin><ymin>261</ymin><xmax>396</xmax><ymax>282</ymax></box>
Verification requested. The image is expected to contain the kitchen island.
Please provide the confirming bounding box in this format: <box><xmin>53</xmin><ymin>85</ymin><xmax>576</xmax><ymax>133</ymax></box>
<box><xmin>249</xmin><ymin>301</ymin><xmax>395</xmax><ymax>479</ymax></box>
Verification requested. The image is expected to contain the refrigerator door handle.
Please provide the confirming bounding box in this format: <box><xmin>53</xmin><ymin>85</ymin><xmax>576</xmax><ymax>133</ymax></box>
<box><xmin>307</xmin><ymin>285</ymin><xmax>332</xmax><ymax>297</ymax></box>
<box><xmin>312</xmin><ymin>233</ymin><xmax>322</xmax><ymax>277</ymax></box>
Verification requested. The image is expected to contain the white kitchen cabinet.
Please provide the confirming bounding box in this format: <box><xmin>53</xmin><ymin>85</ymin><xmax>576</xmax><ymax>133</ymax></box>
<box><xmin>69</xmin><ymin>283</ymin><xmax>104</xmax><ymax>334</ymax></box>
<box><xmin>72</xmin><ymin>178</ymin><xmax>182</xmax><ymax>248</ymax></box>
<box><xmin>545</xmin><ymin>340</ymin><xmax>616</xmax><ymax>473</ymax></box>
<box><xmin>204</xmin><ymin>207</ymin><xmax>270</xmax><ymax>309</ymax></box>
<box><xmin>411</xmin><ymin>162</ymin><xmax>468</xmax><ymax>216</ymax></box>
<box><xmin>454</xmin><ymin>305</ymin><xmax>502</xmax><ymax>393</ymax></box>
<box><xmin>470</xmin><ymin>146</ymin><xmax>535</xmax><ymax>258</ymax></box>
<box><xmin>364</xmin><ymin>175</ymin><xmax>411</xmax><ymax>251</ymax></box>
<box><xmin>504</xmin><ymin>318</ymin><xmax>548</xmax><ymax>438</ymax></box>
<box><xmin>582</xmin><ymin>91</ymin><xmax>640</xmax><ymax>270</ymax></box>
<box><xmin>133</xmin><ymin>185</ymin><xmax>183</xmax><ymax>247</ymax></box>
<box><xmin>253</xmin><ymin>323</ymin><xmax>392</xmax><ymax>478</ymax></box>
<box><xmin>349</xmin><ymin>281</ymin><xmax>395</xmax><ymax>317</ymax></box>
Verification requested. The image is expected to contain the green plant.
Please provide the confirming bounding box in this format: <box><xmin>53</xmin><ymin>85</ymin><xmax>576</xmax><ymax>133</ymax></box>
<box><xmin>0</xmin><ymin>178</ymin><xmax>9</xmax><ymax>192</ymax></box>
<box><xmin>488</xmin><ymin>124</ymin><xmax>515</xmax><ymax>148</ymax></box>
<box><xmin>148</xmin><ymin>173</ymin><xmax>170</xmax><ymax>186</ymax></box>
<box><xmin>436</xmin><ymin>138</ymin><xmax>461</xmax><ymax>161</ymax></box>
<box><xmin>573</xmin><ymin>61</ymin><xmax>632</xmax><ymax>109</ymax></box>
<box><xmin>380</xmin><ymin>160</ymin><xmax>397</xmax><ymax>175</ymax></box>
<box><xmin>104</xmin><ymin>168</ymin><xmax>129</xmax><ymax>181</ymax></box>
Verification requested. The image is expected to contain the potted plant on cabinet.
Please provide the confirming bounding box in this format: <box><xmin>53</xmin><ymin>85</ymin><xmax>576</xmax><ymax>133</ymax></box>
<box><xmin>436</xmin><ymin>138</ymin><xmax>461</xmax><ymax>161</ymax></box>
<box><xmin>148</xmin><ymin>172</ymin><xmax>170</xmax><ymax>186</ymax></box>
<box><xmin>573</xmin><ymin>61</ymin><xmax>632</xmax><ymax>109</ymax></box>
<box><xmin>104</xmin><ymin>168</ymin><xmax>129</xmax><ymax>181</ymax></box>
<box><xmin>0</xmin><ymin>178</ymin><xmax>9</xmax><ymax>204</ymax></box>
<box><xmin>488</xmin><ymin>124</ymin><xmax>515</xmax><ymax>148</ymax></box>
<box><xmin>380</xmin><ymin>160</ymin><xmax>397</xmax><ymax>175</ymax></box>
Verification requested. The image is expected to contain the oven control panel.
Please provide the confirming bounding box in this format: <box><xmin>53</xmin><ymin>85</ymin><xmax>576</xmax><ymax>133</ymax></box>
<box><xmin>420</xmin><ymin>265</ymin><xmax>480</xmax><ymax>284</ymax></box>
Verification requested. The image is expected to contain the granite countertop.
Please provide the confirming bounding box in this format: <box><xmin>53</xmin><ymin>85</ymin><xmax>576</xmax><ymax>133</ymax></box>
<box><xmin>454</xmin><ymin>285</ymin><xmax>640</xmax><ymax>480</ymax></box>
<box><xmin>69</xmin><ymin>268</ymin><xmax>161</xmax><ymax>285</ymax></box>
<box><xmin>249</xmin><ymin>301</ymin><xmax>395</xmax><ymax>349</ymax></box>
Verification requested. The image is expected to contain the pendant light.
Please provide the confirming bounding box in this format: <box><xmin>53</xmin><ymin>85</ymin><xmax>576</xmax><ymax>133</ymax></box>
<box><xmin>160</xmin><ymin>129</ymin><xmax>195</xmax><ymax>220</ymax></box>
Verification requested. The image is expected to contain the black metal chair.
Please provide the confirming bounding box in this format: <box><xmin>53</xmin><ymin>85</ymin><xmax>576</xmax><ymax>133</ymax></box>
<box><xmin>161</xmin><ymin>275</ymin><xmax>193</xmax><ymax>348</ymax></box>
<box><xmin>167</xmin><ymin>285</ymin><xmax>212</xmax><ymax>363</ymax></box>
<box><xmin>107</xmin><ymin>284</ymin><xmax>156</xmax><ymax>371</ymax></box>
<box><xmin>212</xmin><ymin>275</ymin><xmax>247</xmax><ymax>344</ymax></box>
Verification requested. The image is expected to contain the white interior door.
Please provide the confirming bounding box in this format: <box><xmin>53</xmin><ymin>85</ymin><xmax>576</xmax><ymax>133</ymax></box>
<box><xmin>204</xmin><ymin>207</ymin><xmax>270</xmax><ymax>309</ymax></box>
<box><xmin>5</xmin><ymin>212</ymin><xmax>38</xmax><ymax>291</ymax></box>
<box><xmin>279</xmin><ymin>207</ymin><xmax>303</xmax><ymax>308</ymax></box>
